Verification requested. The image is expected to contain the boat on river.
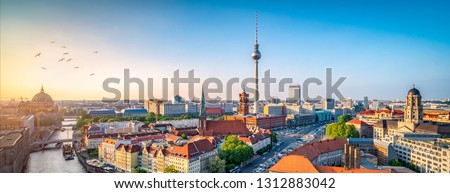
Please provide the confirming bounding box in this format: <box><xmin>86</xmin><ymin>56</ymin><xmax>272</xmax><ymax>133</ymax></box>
<box><xmin>62</xmin><ymin>144</ymin><xmax>74</xmax><ymax>160</ymax></box>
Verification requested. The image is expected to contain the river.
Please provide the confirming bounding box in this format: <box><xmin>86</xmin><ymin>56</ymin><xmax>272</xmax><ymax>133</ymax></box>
<box><xmin>23</xmin><ymin>119</ymin><xmax>87</xmax><ymax>173</ymax></box>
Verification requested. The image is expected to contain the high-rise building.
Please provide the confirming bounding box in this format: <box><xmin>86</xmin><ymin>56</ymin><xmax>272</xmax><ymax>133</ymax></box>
<box><xmin>288</xmin><ymin>84</ymin><xmax>301</xmax><ymax>104</ymax></box>
<box><xmin>371</xmin><ymin>100</ymin><xmax>379</xmax><ymax>110</ymax></box>
<box><xmin>363</xmin><ymin>96</ymin><xmax>369</xmax><ymax>110</ymax></box>
<box><xmin>341</xmin><ymin>98</ymin><xmax>353</xmax><ymax>109</ymax></box>
<box><xmin>322</xmin><ymin>98</ymin><xmax>335</xmax><ymax>110</ymax></box>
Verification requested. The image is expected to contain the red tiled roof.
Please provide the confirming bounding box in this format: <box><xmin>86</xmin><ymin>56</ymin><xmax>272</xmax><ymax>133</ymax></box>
<box><xmin>202</xmin><ymin>120</ymin><xmax>252</xmax><ymax>137</ymax></box>
<box><xmin>131</xmin><ymin>135</ymin><xmax>164</xmax><ymax>143</ymax></box>
<box><xmin>347</xmin><ymin>119</ymin><xmax>370</xmax><ymax>126</ymax></box>
<box><xmin>238</xmin><ymin>130</ymin><xmax>271</xmax><ymax>145</ymax></box>
<box><xmin>315</xmin><ymin>166</ymin><xmax>390</xmax><ymax>173</ymax></box>
<box><xmin>358</xmin><ymin>110</ymin><xmax>376</xmax><ymax>115</ymax></box>
<box><xmin>206</xmin><ymin>107</ymin><xmax>224</xmax><ymax>115</ymax></box>
<box><xmin>143</xmin><ymin>145</ymin><xmax>157</xmax><ymax>154</ymax></box>
<box><xmin>170</xmin><ymin>138</ymin><xmax>215</xmax><ymax>159</ymax></box>
<box><xmin>173</xmin><ymin>129</ymin><xmax>199</xmax><ymax>136</ymax></box>
<box><xmin>165</xmin><ymin>134</ymin><xmax>180</xmax><ymax>142</ymax></box>
<box><xmin>116</xmin><ymin>144</ymin><xmax>141</xmax><ymax>153</ymax></box>
<box><xmin>189</xmin><ymin>135</ymin><xmax>222</xmax><ymax>147</ymax></box>
<box><xmin>347</xmin><ymin>119</ymin><xmax>363</xmax><ymax>125</ymax></box>
<box><xmin>289</xmin><ymin>138</ymin><xmax>347</xmax><ymax>161</ymax></box>
<box><xmin>268</xmin><ymin>155</ymin><xmax>319</xmax><ymax>173</ymax></box>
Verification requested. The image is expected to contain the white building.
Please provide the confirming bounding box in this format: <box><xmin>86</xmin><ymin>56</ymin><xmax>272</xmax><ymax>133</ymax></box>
<box><xmin>302</xmin><ymin>102</ymin><xmax>316</xmax><ymax>114</ymax></box>
<box><xmin>393</xmin><ymin>136</ymin><xmax>450</xmax><ymax>173</ymax></box>
<box><xmin>285</xmin><ymin>104</ymin><xmax>302</xmax><ymax>115</ymax></box>
<box><xmin>91</xmin><ymin>121</ymin><xmax>142</xmax><ymax>134</ymax></box>
<box><xmin>263</xmin><ymin>105</ymin><xmax>285</xmax><ymax>116</ymax></box>
<box><xmin>185</xmin><ymin>103</ymin><xmax>198</xmax><ymax>114</ymax></box>
<box><xmin>141</xmin><ymin>138</ymin><xmax>217</xmax><ymax>173</ymax></box>
<box><xmin>340</xmin><ymin>98</ymin><xmax>353</xmax><ymax>109</ymax></box>
<box><xmin>238</xmin><ymin>130</ymin><xmax>271</xmax><ymax>154</ymax></box>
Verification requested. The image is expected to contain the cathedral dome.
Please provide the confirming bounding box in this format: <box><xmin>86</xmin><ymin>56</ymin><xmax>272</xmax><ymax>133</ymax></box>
<box><xmin>407</xmin><ymin>86</ymin><xmax>420</xmax><ymax>96</ymax></box>
<box><xmin>31</xmin><ymin>86</ymin><xmax>53</xmax><ymax>103</ymax></box>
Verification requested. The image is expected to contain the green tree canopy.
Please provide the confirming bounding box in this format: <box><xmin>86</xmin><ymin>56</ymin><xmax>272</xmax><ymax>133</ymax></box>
<box><xmin>132</xmin><ymin>168</ymin><xmax>147</xmax><ymax>173</ymax></box>
<box><xmin>164</xmin><ymin>165</ymin><xmax>179</xmax><ymax>173</ymax></box>
<box><xmin>326</xmin><ymin>115</ymin><xmax>359</xmax><ymax>138</ymax></box>
<box><xmin>338</xmin><ymin>114</ymin><xmax>352</xmax><ymax>123</ymax></box>
<box><xmin>208</xmin><ymin>156</ymin><xmax>226</xmax><ymax>173</ymax></box>
<box><xmin>271</xmin><ymin>133</ymin><xmax>278</xmax><ymax>145</ymax></box>
<box><xmin>219</xmin><ymin>135</ymin><xmax>254</xmax><ymax>165</ymax></box>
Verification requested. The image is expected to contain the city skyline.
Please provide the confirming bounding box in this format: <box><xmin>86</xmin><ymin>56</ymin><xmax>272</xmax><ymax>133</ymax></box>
<box><xmin>1</xmin><ymin>0</ymin><xmax>450</xmax><ymax>101</ymax></box>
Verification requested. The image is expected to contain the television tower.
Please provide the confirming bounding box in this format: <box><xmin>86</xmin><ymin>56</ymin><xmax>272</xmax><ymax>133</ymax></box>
<box><xmin>252</xmin><ymin>12</ymin><xmax>261</xmax><ymax>114</ymax></box>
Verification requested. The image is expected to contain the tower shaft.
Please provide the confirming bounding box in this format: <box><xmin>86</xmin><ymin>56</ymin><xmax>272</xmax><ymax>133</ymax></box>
<box><xmin>254</xmin><ymin>60</ymin><xmax>259</xmax><ymax>114</ymax></box>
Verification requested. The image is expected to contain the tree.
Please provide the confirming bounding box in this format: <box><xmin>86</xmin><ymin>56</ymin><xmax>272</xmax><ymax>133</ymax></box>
<box><xmin>219</xmin><ymin>136</ymin><xmax>254</xmax><ymax>165</ymax></box>
<box><xmin>389</xmin><ymin>160</ymin><xmax>403</xmax><ymax>166</ymax></box>
<box><xmin>271</xmin><ymin>133</ymin><xmax>278</xmax><ymax>145</ymax></box>
<box><xmin>208</xmin><ymin>156</ymin><xmax>226</xmax><ymax>173</ymax></box>
<box><xmin>92</xmin><ymin>117</ymin><xmax>100</xmax><ymax>123</ymax></box>
<box><xmin>226</xmin><ymin>164</ymin><xmax>236</xmax><ymax>172</ymax></box>
<box><xmin>338</xmin><ymin>114</ymin><xmax>352</xmax><ymax>123</ymax></box>
<box><xmin>132</xmin><ymin>168</ymin><xmax>147</xmax><ymax>173</ymax></box>
<box><xmin>325</xmin><ymin>115</ymin><xmax>359</xmax><ymax>138</ymax></box>
<box><xmin>180</xmin><ymin>134</ymin><xmax>188</xmax><ymax>140</ymax></box>
<box><xmin>164</xmin><ymin>165</ymin><xmax>179</xmax><ymax>173</ymax></box>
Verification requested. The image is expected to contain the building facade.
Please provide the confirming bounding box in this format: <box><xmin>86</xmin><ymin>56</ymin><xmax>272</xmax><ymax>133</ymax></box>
<box><xmin>121</xmin><ymin>108</ymin><xmax>148</xmax><ymax>117</ymax></box>
<box><xmin>394</xmin><ymin>137</ymin><xmax>450</xmax><ymax>173</ymax></box>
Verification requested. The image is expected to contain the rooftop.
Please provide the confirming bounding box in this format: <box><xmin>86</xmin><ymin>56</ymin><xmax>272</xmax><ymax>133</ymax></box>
<box><xmin>121</xmin><ymin>108</ymin><xmax>148</xmax><ymax>113</ymax></box>
<box><xmin>315</xmin><ymin>166</ymin><xmax>390</xmax><ymax>173</ymax></box>
<box><xmin>289</xmin><ymin>138</ymin><xmax>347</xmax><ymax>161</ymax></box>
<box><xmin>88</xmin><ymin>109</ymin><xmax>116</xmax><ymax>114</ymax></box>
<box><xmin>170</xmin><ymin>138</ymin><xmax>215</xmax><ymax>159</ymax></box>
<box><xmin>0</xmin><ymin>132</ymin><xmax>22</xmax><ymax>148</ymax></box>
<box><xmin>268</xmin><ymin>155</ymin><xmax>319</xmax><ymax>173</ymax></box>
<box><xmin>203</xmin><ymin>120</ymin><xmax>252</xmax><ymax>137</ymax></box>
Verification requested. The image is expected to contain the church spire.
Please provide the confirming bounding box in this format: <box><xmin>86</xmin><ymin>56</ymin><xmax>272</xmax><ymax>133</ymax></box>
<box><xmin>199</xmin><ymin>89</ymin><xmax>206</xmax><ymax>117</ymax></box>
<box><xmin>40</xmin><ymin>84</ymin><xmax>44</xmax><ymax>92</ymax></box>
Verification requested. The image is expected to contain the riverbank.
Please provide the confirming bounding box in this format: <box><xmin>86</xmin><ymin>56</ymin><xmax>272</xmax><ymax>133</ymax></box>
<box><xmin>23</xmin><ymin>119</ymin><xmax>86</xmax><ymax>173</ymax></box>
<box><xmin>73</xmin><ymin>141</ymin><xmax>111</xmax><ymax>173</ymax></box>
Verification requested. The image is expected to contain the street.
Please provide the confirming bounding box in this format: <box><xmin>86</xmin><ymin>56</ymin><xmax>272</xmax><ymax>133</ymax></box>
<box><xmin>240</xmin><ymin>122</ymin><xmax>329</xmax><ymax>173</ymax></box>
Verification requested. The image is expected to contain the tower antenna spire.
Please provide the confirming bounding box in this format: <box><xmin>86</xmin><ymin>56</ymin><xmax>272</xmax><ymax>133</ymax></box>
<box><xmin>256</xmin><ymin>11</ymin><xmax>258</xmax><ymax>44</ymax></box>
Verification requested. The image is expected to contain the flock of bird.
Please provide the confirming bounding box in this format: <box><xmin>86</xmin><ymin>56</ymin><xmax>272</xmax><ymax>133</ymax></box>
<box><xmin>35</xmin><ymin>41</ymin><xmax>98</xmax><ymax>77</ymax></box>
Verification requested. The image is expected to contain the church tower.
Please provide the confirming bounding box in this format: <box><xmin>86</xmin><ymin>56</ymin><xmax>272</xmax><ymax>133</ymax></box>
<box><xmin>238</xmin><ymin>89</ymin><xmax>250</xmax><ymax>115</ymax></box>
<box><xmin>404</xmin><ymin>84</ymin><xmax>423</xmax><ymax>123</ymax></box>
<box><xmin>198</xmin><ymin>89</ymin><xmax>207</xmax><ymax>136</ymax></box>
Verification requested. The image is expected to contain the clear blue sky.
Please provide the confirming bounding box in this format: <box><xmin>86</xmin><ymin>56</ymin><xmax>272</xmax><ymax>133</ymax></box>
<box><xmin>1</xmin><ymin>0</ymin><xmax>449</xmax><ymax>101</ymax></box>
